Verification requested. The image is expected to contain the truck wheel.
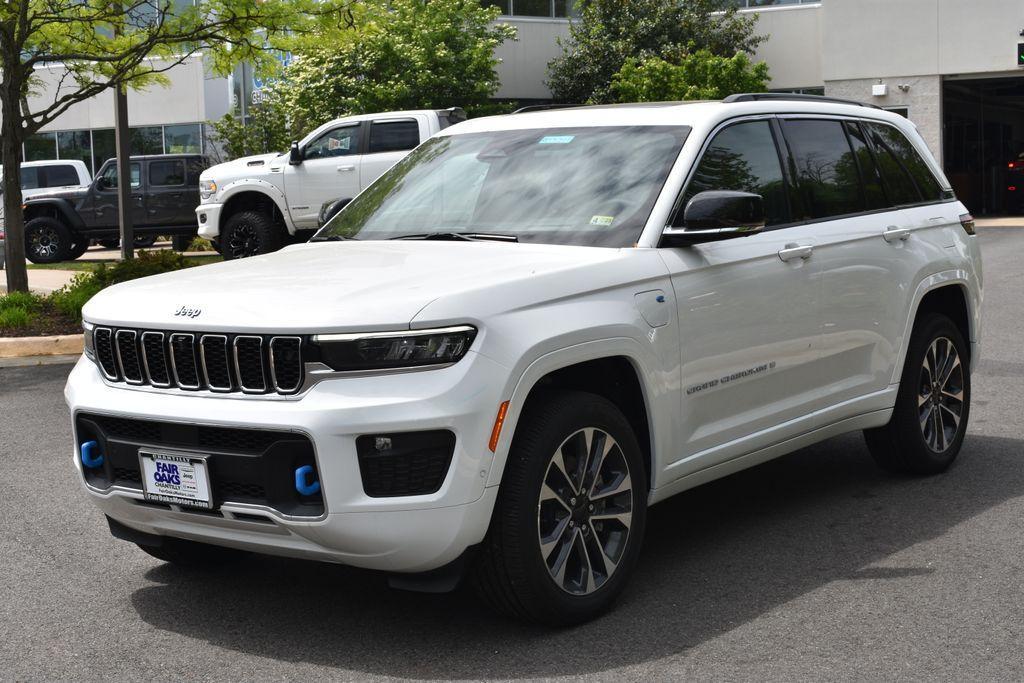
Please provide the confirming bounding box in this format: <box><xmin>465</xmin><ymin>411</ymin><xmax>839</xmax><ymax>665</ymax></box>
<box><xmin>67</xmin><ymin>237</ymin><xmax>89</xmax><ymax>260</ymax></box>
<box><xmin>865</xmin><ymin>312</ymin><xmax>971</xmax><ymax>475</ymax></box>
<box><xmin>136</xmin><ymin>538</ymin><xmax>246</xmax><ymax>569</ymax></box>
<box><xmin>133</xmin><ymin>235</ymin><xmax>157</xmax><ymax>248</ymax></box>
<box><xmin>98</xmin><ymin>238</ymin><xmax>120</xmax><ymax>249</ymax></box>
<box><xmin>222</xmin><ymin>211</ymin><xmax>282</xmax><ymax>259</ymax></box>
<box><xmin>171</xmin><ymin>235</ymin><xmax>192</xmax><ymax>252</ymax></box>
<box><xmin>24</xmin><ymin>217</ymin><xmax>73</xmax><ymax>264</ymax></box>
<box><xmin>472</xmin><ymin>391</ymin><xmax>647</xmax><ymax>625</ymax></box>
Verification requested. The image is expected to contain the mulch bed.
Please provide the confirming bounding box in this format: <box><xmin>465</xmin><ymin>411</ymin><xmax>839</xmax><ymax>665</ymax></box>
<box><xmin>0</xmin><ymin>301</ymin><xmax>81</xmax><ymax>337</ymax></box>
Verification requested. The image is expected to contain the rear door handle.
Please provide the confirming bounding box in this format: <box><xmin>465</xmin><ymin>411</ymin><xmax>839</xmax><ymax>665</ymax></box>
<box><xmin>778</xmin><ymin>244</ymin><xmax>813</xmax><ymax>262</ymax></box>
<box><xmin>883</xmin><ymin>226</ymin><xmax>911</xmax><ymax>242</ymax></box>
<box><xmin>336</xmin><ymin>164</ymin><xmax>355</xmax><ymax>172</ymax></box>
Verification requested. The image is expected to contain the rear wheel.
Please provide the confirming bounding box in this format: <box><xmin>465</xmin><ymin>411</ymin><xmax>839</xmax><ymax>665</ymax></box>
<box><xmin>222</xmin><ymin>210</ymin><xmax>282</xmax><ymax>259</ymax></box>
<box><xmin>865</xmin><ymin>312</ymin><xmax>971</xmax><ymax>474</ymax></box>
<box><xmin>171</xmin><ymin>234</ymin><xmax>192</xmax><ymax>252</ymax></box>
<box><xmin>67</xmin><ymin>237</ymin><xmax>89</xmax><ymax>260</ymax></box>
<box><xmin>133</xmin><ymin>234</ymin><xmax>157</xmax><ymax>248</ymax></box>
<box><xmin>24</xmin><ymin>217</ymin><xmax>73</xmax><ymax>264</ymax></box>
<box><xmin>136</xmin><ymin>538</ymin><xmax>247</xmax><ymax>568</ymax></box>
<box><xmin>98</xmin><ymin>238</ymin><xmax>120</xmax><ymax>249</ymax></box>
<box><xmin>472</xmin><ymin>391</ymin><xmax>647</xmax><ymax>625</ymax></box>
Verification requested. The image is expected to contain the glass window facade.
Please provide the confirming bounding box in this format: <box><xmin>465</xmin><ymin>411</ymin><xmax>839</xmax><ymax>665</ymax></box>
<box><xmin>22</xmin><ymin>124</ymin><xmax>205</xmax><ymax>176</ymax></box>
<box><xmin>483</xmin><ymin>0</ymin><xmax>580</xmax><ymax>18</ymax></box>
<box><xmin>726</xmin><ymin>0</ymin><xmax>820</xmax><ymax>7</ymax></box>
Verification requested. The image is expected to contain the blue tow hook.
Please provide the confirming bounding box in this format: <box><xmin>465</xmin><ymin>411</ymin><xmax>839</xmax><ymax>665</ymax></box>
<box><xmin>80</xmin><ymin>440</ymin><xmax>103</xmax><ymax>469</ymax></box>
<box><xmin>294</xmin><ymin>465</ymin><xmax>321</xmax><ymax>496</ymax></box>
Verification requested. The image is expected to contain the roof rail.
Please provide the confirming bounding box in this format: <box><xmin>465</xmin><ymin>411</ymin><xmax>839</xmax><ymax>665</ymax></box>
<box><xmin>512</xmin><ymin>103</ymin><xmax>583</xmax><ymax>114</ymax></box>
<box><xmin>723</xmin><ymin>93</ymin><xmax>883</xmax><ymax>110</ymax></box>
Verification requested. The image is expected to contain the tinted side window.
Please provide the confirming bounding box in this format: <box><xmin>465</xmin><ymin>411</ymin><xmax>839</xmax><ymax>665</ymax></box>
<box><xmin>100</xmin><ymin>162</ymin><xmax>141</xmax><ymax>189</ymax></box>
<box><xmin>149</xmin><ymin>160</ymin><xmax>185</xmax><ymax>186</ymax></box>
<box><xmin>368</xmin><ymin>120</ymin><xmax>420</xmax><ymax>154</ymax></box>
<box><xmin>304</xmin><ymin>125</ymin><xmax>360</xmax><ymax>159</ymax></box>
<box><xmin>186</xmin><ymin>158</ymin><xmax>207</xmax><ymax>185</ymax></box>
<box><xmin>844</xmin><ymin>122</ymin><xmax>888</xmax><ymax>210</ymax></box>
<box><xmin>862</xmin><ymin>123</ymin><xmax>921</xmax><ymax>205</ymax></box>
<box><xmin>20</xmin><ymin>167</ymin><xmax>40</xmax><ymax>190</ymax></box>
<box><xmin>679</xmin><ymin>120</ymin><xmax>788</xmax><ymax>227</ymax></box>
<box><xmin>781</xmin><ymin>119</ymin><xmax>863</xmax><ymax>219</ymax></box>
<box><xmin>863</xmin><ymin>122</ymin><xmax>943</xmax><ymax>202</ymax></box>
<box><xmin>43</xmin><ymin>165</ymin><xmax>81</xmax><ymax>188</ymax></box>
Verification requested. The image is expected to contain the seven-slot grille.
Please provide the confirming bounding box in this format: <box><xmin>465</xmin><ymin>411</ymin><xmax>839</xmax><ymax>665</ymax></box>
<box><xmin>93</xmin><ymin>327</ymin><xmax>305</xmax><ymax>395</ymax></box>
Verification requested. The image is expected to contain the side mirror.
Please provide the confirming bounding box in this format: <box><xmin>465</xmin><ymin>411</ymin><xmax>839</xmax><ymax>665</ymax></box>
<box><xmin>96</xmin><ymin>176</ymin><xmax>110</xmax><ymax>190</ymax></box>
<box><xmin>289</xmin><ymin>141</ymin><xmax>303</xmax><ymax>165</ymax></box>
<box><xmin>661</xmin><ymin>191</ymin><xmax>765</xmax><ymax>247</ymax></box>
<box><xmin>318</xmin><ymin>197</ymin><xmax>352</xmax><ymax>227</ymax></box>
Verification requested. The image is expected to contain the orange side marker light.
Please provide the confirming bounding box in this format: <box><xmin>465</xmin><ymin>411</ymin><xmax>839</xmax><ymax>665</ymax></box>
<box><xmin>489</xmin><ymin>401</ymin><xmax>510</xmax><ymax>453</ymax></box>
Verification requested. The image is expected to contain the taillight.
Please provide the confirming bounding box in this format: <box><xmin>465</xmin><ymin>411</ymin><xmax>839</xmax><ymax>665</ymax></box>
<box><xmin>959</xmin><ymin>213</ymin><xmax>976</xmax><ymax>236</ymax></box>
<box><xmin>1009</xmin><ymin>186</ymin><xmax>1017</xmax><ymax>192</ymax></box>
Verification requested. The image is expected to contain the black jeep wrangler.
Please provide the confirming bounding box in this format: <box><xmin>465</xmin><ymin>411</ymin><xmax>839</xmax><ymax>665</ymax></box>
<box><xmin>22</xmin><ymin>154</ymin><xmax>208</xmax><ymax>263</ymax></box>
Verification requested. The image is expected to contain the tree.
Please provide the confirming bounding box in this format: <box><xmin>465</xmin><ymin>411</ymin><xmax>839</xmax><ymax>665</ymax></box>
<box><xmin>271</xmin><ymin>0</ymin><xmax>516</xmax><ymax>133</ymax></box>
<box><xmin>547</xmin><ymin>0</ymin><xmax>765</xmax><ymax>104</ymax></box>
<box><xmin>609</xmin><ymin>50</ymin><xmax>770</xmax><ymax>103</ymax></box>
<box><xmin>0</xmin><ymin>0</ymin><xmax>325</xmax><ymax>292</ymax></box>
<box><xmin>209</xmin><ymin>95</ymin><xmax>296</xmax><ymax>160</ymax></box>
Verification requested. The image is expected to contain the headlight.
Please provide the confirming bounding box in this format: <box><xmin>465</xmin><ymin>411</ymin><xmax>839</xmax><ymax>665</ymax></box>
<box><xmin>83</xmin><ymin>321</ymin><xmax>95</xmax><ymax>360</ymax></box>
<box><xmin>311</xmin><ymin>326</ymin><xmax>477</xmax><ymax>372</ymax></box>
<box><xmin>199</xmin><ymin>179</ymin><xmax>217</xmax><ymax>199</ymax></box>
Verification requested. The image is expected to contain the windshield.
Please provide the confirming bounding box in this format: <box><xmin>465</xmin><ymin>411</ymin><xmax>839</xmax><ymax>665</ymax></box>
<box><xmin>316</xmin><ymin>125</ymin><xmax>690</xmax><ymax>247</ymax></box>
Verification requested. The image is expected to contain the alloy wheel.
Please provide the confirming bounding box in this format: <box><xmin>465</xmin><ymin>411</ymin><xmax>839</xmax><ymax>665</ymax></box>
<box><xmin>227</xmin><ymin>223</ymin><xmax>259</xmax><ymax>258</ymax></box>
<box><xmin>918</xmin><ymin>336</ymin><xmax>964</xmax><ymax>453</ymax></box>
<box><xmin>30</xmin><ymin>226</ymin><xmax>61</xmax><ymax>259</ymax></box>
<box><xmin>537</xmin><ymin>427</ymin><xmax>633</xmax><ymax>596</ymax></box>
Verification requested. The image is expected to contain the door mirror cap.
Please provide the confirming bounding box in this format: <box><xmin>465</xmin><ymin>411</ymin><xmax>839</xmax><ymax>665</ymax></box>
<box><xmin>318</xmin><ymin>197</ymin><xmax>352</xmax><ymax>227</ymax></box>
<box><xmin>96</xmin><ymin>176</ymin><xmax>110</xmax><ymax>190</ymax></box>
<box><xmin>289</xmin><ymin>141</ymin><xmax>303</xmax><ymax>165</ymax></box>
<box><xmin>661</xmin><ymin>190</ymin><xmax>765</xmax><ymax>246</ymax></box>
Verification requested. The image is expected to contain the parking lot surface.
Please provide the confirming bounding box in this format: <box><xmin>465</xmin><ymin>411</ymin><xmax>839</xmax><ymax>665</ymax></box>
<box><xmin>2</xmin><ymin>226</ymin><xmax>1023</xmax><ymax>681</ymax></box>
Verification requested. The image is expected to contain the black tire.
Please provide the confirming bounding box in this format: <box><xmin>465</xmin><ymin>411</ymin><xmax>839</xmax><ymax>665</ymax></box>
<box><xmin>24</xmin><ymin>217</ymin><xmax>73</xmax><ymax>264</ymax></box>
<box><xmin>221</xmin><ymin>210</ymin><xmax>283</xmax><ymax>259</ymax></box>
<box><xmin>67</xmin><ymin>237</ymin><xmax>89</xmax><ymax>260</ymax></box>
<box><xmin>133</xmin><ymin>234</ymin><xmax>157</xmax><ymax>248</ymax></box>
<box><xmin>472</xmin><ymin>390</ymin><xmax>648</xmax><ymax>625</ymax></box>
<box><xmin>171</xmin><ymin>234</ymin><xmax>192</xmax><ymax>252</ymax></box>
<box><xmin>136</xmin><ymin>538</ymin><xmax>247</xmax><ymax>569</ymax></box>
<box><xmin>98</xmin><ymin>238</ymin><xmax>120</xmax><ymax>249</ymax></box>
<box><xmin>865</xmin><ymin>312</ymin><xmax>971</xmax><ymax>475</ymax></box>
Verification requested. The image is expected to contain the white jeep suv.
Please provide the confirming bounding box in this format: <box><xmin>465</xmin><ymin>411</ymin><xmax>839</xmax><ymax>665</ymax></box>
<box><xmin>67</xmin><ymin>95</ymin><xmax>982</xmax><ymax>625</ymax></box>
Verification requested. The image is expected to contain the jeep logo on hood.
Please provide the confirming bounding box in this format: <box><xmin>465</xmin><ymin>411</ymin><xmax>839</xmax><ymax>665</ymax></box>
<box><xmin>174</xmin><ymin>305</ymin><xmax>202</xmax><ymax>319</ymax></box>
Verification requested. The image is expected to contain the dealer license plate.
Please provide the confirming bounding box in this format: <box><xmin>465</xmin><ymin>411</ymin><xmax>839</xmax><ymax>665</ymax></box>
<box><xmin>139</xmin><ymin>451</ymin><xmax>213</xmax><ymax>509</ymax></box>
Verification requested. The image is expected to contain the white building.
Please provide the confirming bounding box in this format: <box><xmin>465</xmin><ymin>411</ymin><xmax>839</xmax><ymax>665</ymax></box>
<box><xmin>17</xmin><ymin>0</ymin><xmax>1024</xmax><ymax>213</ymax></box>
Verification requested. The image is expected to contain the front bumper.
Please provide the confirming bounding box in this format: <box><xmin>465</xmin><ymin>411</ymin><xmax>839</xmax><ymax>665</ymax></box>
<box><xmin>195</xmin><ymin>202</ymin><xmax>224</xmax><ymax>240</ymax></box>
<box><xmin>65</xmin><ymin>351</ymin><xmax>510</xmax><ymax>572</ymax></box>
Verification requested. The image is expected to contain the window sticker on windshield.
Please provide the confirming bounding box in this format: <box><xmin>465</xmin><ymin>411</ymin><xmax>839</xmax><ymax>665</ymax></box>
<box><xmin>590</xmin><ymin>215</ymin><xmax>615</xmax><ymax>226</ymax></box>
<box><xmin>539</xmin><ymin>135</ymin><xmax>575</xmax><ymax>145</ymax></box>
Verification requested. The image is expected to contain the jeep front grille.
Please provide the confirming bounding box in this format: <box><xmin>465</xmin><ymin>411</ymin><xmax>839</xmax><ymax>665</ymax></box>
<box><xmin>93</xmin><ymin>327</ymin><xmax>305</xmax><ymax>396</ymax></box>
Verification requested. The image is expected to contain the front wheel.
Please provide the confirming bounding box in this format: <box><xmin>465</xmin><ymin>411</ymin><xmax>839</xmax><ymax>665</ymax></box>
<box><xmin>865</xmin><ymin>312</ymin><xmax>971</xmax><ymax>474</ymax></box>
<box><xmin>24</xmin><ymin>217</ymin><xmax>73</xmax><ymax>264</ymax></box>
<box><xmin>221</xmin><ymin>211</ymin><xmax>282</xmax><ymax>260</ymax></box>
<box><xmin>472</xmin><ymin>391</ymin><xmax>647</xmax><ymax>625</ymax></box>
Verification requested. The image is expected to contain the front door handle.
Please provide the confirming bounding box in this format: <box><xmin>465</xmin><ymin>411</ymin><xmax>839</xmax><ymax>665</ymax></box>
<box><xmin>778</xmin><ymin>244</ymin><xmax>813</xmax><ymax>262</ymax></box>
<box><xmin>336</xmin><ymin>164</ymin><xmax>355</xmax><ymax>172</ymax></box>
<box><xmin>883</xmin><ymin>226</ymin><xmax>911</xmax><ymax>242</ymax></box>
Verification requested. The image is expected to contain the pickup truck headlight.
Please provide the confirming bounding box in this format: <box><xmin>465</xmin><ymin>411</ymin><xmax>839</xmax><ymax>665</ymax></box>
<box><xmin>83</xmin><ymin>321</ymin><xmax>95</xmax><ymax>360</ymax></box>
<box><xmin>311</xmin><ymin>326</ymin><xmax>476</xmax><ymax>372</ymax></box>
<box><xmin>199</xmin><ymin>179</ymin><xmax>217</xmax><ymax>199</ymax></box>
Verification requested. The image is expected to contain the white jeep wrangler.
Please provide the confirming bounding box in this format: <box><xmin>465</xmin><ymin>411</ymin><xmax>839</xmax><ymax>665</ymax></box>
<box><xmin>196</xmin><ymin>108</ymin><xmax>466</xmax><ymax>258</ymax></box>
<box><xmin>68</xmin><ymin>95</ymin><xmax>982</xmax><ymax>625</ymax></box>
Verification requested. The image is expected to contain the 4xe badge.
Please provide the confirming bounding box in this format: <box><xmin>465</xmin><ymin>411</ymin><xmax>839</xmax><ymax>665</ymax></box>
<box><xmin>174</xmin><ymin>305</ymin><xmax>202</xmax><ymax>318</ymax></box>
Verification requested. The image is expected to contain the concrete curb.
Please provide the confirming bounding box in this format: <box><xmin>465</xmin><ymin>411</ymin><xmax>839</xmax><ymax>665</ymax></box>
<box><xmin>0</xmin><ymin>334</ymin><xmax>82</xmax><ymax>359</ymax></box>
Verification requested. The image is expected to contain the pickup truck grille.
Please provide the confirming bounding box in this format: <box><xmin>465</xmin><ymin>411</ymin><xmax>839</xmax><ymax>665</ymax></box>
<box><xmin>93</xmin><ymin>327</ymin><xmax>304</xmax><ymax>395</ymax></box>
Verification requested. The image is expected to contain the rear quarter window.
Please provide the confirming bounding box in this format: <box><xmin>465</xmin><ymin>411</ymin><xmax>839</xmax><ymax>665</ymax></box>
<box><xmin>149</xmin><ymin>160</ymin><xmax>185</xmax><ymax>187</ymax></box>
<box><xmin>863</xmin><ymin>121</ymin><xmax>944</xmax><ymax>204</ymax></box>
<box><xmin>42</xmin><ymin>165</ymin><xmax>82</xmax><ymax>188</ymax></box>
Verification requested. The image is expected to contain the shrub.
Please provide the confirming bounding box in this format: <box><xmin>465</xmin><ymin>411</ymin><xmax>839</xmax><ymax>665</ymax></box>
<box><xmin>188</xmin><ymin>236</ymin><xmax>215</xmax><ymax>252</ymax></box>
<box><xmin>0</xmin><ymin>290</ymin><xmax>43</xmax><ymax>313</ymax></box>
<box><xmin>0</xmin><ymin>306</ymin><xmax>35</xmax><ymax>329</ymax></box>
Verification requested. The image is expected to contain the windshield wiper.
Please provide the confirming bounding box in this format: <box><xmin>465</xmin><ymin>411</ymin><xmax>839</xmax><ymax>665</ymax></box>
<box><xmin>390</xmin><ymin>232</ymin><xmax>518</xmax><ymax>243</ymax></box>
<box><xmin>310</xmin><ymin>235</ymin><xmax>357</xmax><ymax>242</ymax></box>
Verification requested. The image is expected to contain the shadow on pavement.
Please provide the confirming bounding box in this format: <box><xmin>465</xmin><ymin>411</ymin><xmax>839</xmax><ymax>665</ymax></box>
<box><xmin>130</xmin><ymin>432</ymin><xmax>1024</xmax><ymax>678</ymax></box>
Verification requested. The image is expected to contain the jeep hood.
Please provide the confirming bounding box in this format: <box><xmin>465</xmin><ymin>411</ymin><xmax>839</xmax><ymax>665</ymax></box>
<box><xmin>82</xmin><ymin>241</ymin><xmax>633</xmax><ymax>333</ymax></box>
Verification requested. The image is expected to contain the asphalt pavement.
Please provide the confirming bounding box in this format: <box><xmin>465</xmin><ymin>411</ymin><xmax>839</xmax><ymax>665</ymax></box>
<box><xmin>2</xmin><ymin>226</ymin><xmax>1023</xmax><ymax>681</ymax></box>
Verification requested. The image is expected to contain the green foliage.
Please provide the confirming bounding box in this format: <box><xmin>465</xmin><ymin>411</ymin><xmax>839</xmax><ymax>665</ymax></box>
<box><xmin>49</xmin><ymin>273</ymin><xmax>103</xmax><ymax>322</ymax></box>
<box><xmin>0</xmin><ymin>290</ymin><xmax>44</xmax><ymax>329</ymax></box>
<box><xmin>188</xmin><ymin>236</ymin><xmax>216</xmax><ymax>252</ymax></box>
<box><xmin>547</xmin><ymin>0</ymin><xmax>766</xmax><ymax>104</ymax></box>
<box><xmin>0</xmin><ymin>305</ymin><xmax>35</xmax><ymax>329</ymax></box>
<box><xmin>609</xmin><ymin>51</ymin><xmax>770</xmax><ymax>103</ymax></box>
<box><xmin>272</xmin><ymin>0</ymin><xmax>517</xmax><ymax>132</ymax></box>
<box><xmin>209</xmin><ymin>96</ymin><xmax>297</xmax><ymax>159</ymax></box>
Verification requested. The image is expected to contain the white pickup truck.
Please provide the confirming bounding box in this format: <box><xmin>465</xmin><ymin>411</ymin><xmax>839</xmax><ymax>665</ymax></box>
<box><xmin>196</xmin><ymin>108</ymin><xmax>466</xmax><ymax>259</ymax></box>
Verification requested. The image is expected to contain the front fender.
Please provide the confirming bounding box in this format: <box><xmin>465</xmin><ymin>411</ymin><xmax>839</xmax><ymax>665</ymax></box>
<box><xmin>213</xmin><ymin>179</ymin><xmax>296</xmax><ymax>234</ymax></box>
<box><xmin>23</xmin><ymin>198</ymin><xmax>86</xmax><ymax>231</ymax></box>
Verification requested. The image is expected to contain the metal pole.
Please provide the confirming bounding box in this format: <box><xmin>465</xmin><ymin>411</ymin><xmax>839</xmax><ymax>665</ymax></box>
<box><xmin>114</xmin><ymin>83</ymin><xmax>134</xmax><ymax>261</ymax></box>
